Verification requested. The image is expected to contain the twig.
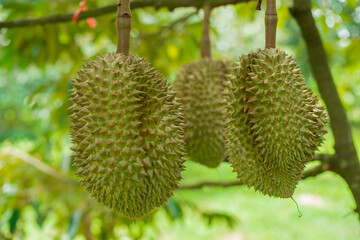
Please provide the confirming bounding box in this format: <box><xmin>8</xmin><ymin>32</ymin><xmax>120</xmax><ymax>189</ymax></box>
<box><xmin>138</xmin><ymin>10</ymin><xmax>198</xmax><ymax>39</ymax></box>
<box><xmin>0</xmin><ymin>0</ymin><xmax>252</xmax><ymax>29</ymax></box>
<box><xmin>2</xmin><ymin>146</ymin><xmax>77</xmax><ymax>184</ymax></box>
<box><xmin>256</xmin><ymin>0</ymin><xmax>262</xmax><ymax>10</ymax></box>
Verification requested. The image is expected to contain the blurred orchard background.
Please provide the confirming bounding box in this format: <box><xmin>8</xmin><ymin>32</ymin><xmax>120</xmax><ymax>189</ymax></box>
<box><xmin>0</xmin><ymin>0</ymin><xmax>360</xmax><ymax>239</ymax></box>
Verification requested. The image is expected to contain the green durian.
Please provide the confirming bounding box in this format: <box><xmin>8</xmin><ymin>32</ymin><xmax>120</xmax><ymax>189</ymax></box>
<box><xmin>69</xmin><ymin>53</ymin><xmax>185</xmax><ymax>219</ymax></box>
<box><xmin>224</xmin><ymin>48</ymin><xmax>327</xmax><ymax>198</ymax></box>
<box><xmin>173</xmin><ymin>59</ymin><xmax>231</xmax><ymax>168</ymax></box>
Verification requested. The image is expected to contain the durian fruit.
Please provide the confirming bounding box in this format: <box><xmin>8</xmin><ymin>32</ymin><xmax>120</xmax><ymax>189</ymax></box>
<box><xmin>69</xmin><ymin>53</ymin><xmax>185</xmax><ymax>219</ymax></box>
<box><xmin>173</xmin><ymin>59</ymin><xmax>231</xmax><ymax>168</ymax></box>
<box><xmin>224</xmin><ymin>48</ymin><xmax>327</xmax><ymax>198</ymax></box>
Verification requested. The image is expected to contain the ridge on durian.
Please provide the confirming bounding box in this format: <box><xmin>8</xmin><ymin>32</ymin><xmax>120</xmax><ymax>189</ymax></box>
<box><xmin>173</xmin><ymin>59</ymin><xmax>231</xmax><ymax>168</ymax></box>
<box><xmin>69</xmin><ymin>52</ymin><xmax>185</xmax><ymax>219</ymax></box>
<box><xmin>224</xmin><ymin>48</ymin><xmax>327</xmax><ymax>198</ymax></box>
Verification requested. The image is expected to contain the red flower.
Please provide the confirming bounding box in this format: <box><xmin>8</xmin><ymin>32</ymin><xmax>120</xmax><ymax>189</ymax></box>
<box><xmin>72</xmin><ymin>0</ymin><xmax>97</xmax><ymax>28</ymax></box>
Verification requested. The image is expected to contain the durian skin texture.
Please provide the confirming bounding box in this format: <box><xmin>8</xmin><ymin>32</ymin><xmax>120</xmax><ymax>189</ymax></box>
<box><xmin>173</xmin><ymin>59</ymin><xmax>231</xmax><ymax>168</ymax></box>
<box><xmin>224</xmin><ymin>48</ymin><xmax>327</xmax><ymax>198</ymax></box>
<box><xmin>69</xmin><ymin>53</ymin><xmax>185</xmax><ymax>219</ymax></box>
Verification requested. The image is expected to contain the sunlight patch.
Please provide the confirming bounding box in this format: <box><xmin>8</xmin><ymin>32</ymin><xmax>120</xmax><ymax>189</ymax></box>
<box><xmin>297</xmin><ymin>194</ymin><xmax>325</xmax><ymax>207</ymax></box>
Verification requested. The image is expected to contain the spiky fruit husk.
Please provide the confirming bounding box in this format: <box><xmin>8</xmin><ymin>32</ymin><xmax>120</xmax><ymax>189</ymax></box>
<box><xmin>173</xmin><ymin>59</ymin><xmax>231</xmax><ymax>168</ymax></box>
<box><xmin>69</xmin><ymin>53</ymin><xmax>185</xmax><ymax>219</ymax></box>
<box><xmin>224</xmin><ymin>48</ymin><xmax>327</xmax><ymax>198</ymax></box>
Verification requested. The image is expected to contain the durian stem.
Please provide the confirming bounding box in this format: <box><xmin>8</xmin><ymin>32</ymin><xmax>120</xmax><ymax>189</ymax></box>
<box><xmin>265</xmin><ymin>0</ymin><xmax>277</xmax><ymax>49</ymax></box>
<box><xmin>116</xmin><ymin>0</ymin><xmax>132</xmax><ymax>56</ymax></box>
<box><xmin>201</xmin><ymin>4</ymin><xmax>212</xmax><ymax>59</ymax></box>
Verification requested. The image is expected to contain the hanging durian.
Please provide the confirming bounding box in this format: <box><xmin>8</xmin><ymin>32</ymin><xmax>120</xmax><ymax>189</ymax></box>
<box><xmin>173</xmin><ymin>5</ymin><xmax>231</xmax><ymax>168</ymax></box>
<box><xmin>69</xmin><ymin>0</ymin><xmax>185</xmax><ymax>219</ymax></box>
<box><xmin>224</xmin><ymin>0</ymin><xmax>327</xmax><ymax>198</ymax></box>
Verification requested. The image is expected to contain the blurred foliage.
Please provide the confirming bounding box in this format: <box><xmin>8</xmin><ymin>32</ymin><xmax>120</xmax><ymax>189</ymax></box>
<box><xmin>0</xmin><ymin>0</ymin><xmax>359</xmax><ymax>239</ymax></box>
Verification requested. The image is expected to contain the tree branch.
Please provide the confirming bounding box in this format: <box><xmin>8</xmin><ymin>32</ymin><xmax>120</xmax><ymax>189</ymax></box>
<box><xmin>314</xmin><ymin>153</ymin><xmax>336</xmax><ymax>162</ymax></box>
<box><xmin>180</xmin><ymin>180</ymin><xmax>243</xmax><ymax>190</ymax></box>
<box><xmin>223</xmin><ymin>153</ymin><xmax>336</xmax><ymax>163</ymax></box>
<box><xmin>302</xmin><ymin>163</ymin><xmax>330</xmax><ymax>179</ymax></box>
<box><xmin>0</xmin><ymin>0</ymin><xmax>251</xmax><ymax>29</ymax></box>
<box><xmin>3</xmin><ymin>145</ymin><xmax>333</xmax><ymax>194</ymax></box>
<box><xmin>180</xmin><ymin>163</ymin><xmax>328</xmax><ymax>190</ymax></box>
<box><xmin>290</xmin><ymin>0</ymin><xmax>360</xmax><ymax>217</ymax></box>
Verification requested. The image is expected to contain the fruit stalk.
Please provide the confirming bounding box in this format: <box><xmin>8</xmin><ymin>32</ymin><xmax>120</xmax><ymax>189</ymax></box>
<box><xmin>116</xmin><ymin>0</ymin><xmax>132</xmax><ymax>55</ymax></box>
<box><xmin>265</xmin><ymin>0</ymin><xmax>277</xmax><ymax>49</ymax></box>
<box><xmin>201</xmin><ymin>4</ymin><xmax>212</xmax><ymax>59</ymax></box>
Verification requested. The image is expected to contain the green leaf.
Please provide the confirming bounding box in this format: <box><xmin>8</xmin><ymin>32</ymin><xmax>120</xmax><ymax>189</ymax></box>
<box><xmin>202</xmin><ymin>212</ymin><xmax>237</xmax><ymax>228</ymax></box>
<box><xmin>163</xmin><ymin>198</ymin><xmax>182</xmax><ymax>220</ymax></box>
<box><xmin>31</xmin><ymin>200</ymin><xmax>47</xmax><ymax>228</ymax></box>
<box><xmin>66</xmin><ymin>210</ymin><xmax>82</xmax><ymax>240</ymax></box>
<box><xmin>8</xmin><ymin>209</ymin><xmax>20</xmax><ymax>234</ymax></box>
